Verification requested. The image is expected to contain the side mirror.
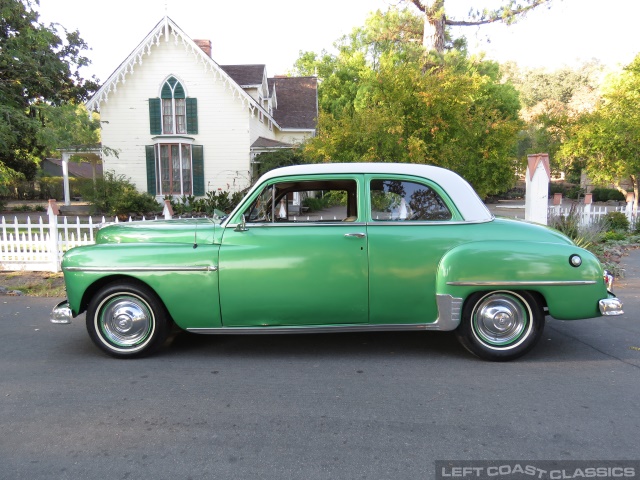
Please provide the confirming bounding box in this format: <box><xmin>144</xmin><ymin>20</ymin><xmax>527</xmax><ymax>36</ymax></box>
<box><xmin>234</xmin><ymin>214</ymin><xmax>249</xmax><ymax>232</ymax></box>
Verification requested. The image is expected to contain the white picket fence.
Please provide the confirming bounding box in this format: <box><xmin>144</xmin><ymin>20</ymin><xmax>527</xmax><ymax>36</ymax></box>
<box><xmin>548</xmin><ymin>203</ymin><xmax>637</xmax><ymax>228</ymax></box>
<box><xmin>1</xmin><ymin>213</ymin><xmax>158</xmax><ymax>273</ymax></box>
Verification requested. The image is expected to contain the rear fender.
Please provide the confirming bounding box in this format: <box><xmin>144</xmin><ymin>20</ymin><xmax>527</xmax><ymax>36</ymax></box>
<box><xmin>436</xmin><ymin>241</ymin><xmax>607</xmax><ymax>320</ymax></box>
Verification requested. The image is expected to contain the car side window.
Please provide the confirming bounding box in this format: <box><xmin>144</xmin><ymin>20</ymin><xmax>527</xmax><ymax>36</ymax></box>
<box><xmin>370</xmin><ymin>179</ymin><xmax>452</xmax><ymax>221</ymax></box>
<box><xmin>244</xmin><ymin>179</ymin><xmax>359</xmax><ymax>223</ymax></box>
<box><xmin>245</xmin><ymin>185</ymin><xmax>275</xmax><ymax>223</ymax></box>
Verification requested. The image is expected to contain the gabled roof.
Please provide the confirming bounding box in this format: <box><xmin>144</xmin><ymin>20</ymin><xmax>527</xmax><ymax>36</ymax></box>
<box><xmin>85</xmin><ymin>17</ymin><xmax>272</xmax><ymax>124</ymax></box>
<box><xmin>267</xmin><ymin>78</ymin><xmax>277</xmax><ymax>108</ymax></box>
<box><xmin>42</xmin><ymin>158</ymin><xmax>103</xmax><ymax>179</ymax></box>
<box><xmin>251</xmin><ymin>137</ymin><xmax>293</xmax><ymax>149</ymax></box>
<box><xmin>220</xmin><ymin>65</ymin><xmax>266</xmax><ymax>88</ymax></box>
<box><xmin>270</xmin><ymin>77</ymin><xmax>318</xmax><ymax>130</ymax></box>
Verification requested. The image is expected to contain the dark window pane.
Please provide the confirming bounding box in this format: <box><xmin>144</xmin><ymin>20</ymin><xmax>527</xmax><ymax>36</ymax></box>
<box><xmin>370</xmin><ymin>180</ymin><xmax>451</xmax><ymax>221</ymax></box>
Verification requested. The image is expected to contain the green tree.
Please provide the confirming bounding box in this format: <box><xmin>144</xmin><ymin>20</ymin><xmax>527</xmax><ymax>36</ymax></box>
<box><xmin>299</xmin><ymin>8</ymin><xmax>522</xmax><ymax>198</ymax></box>
<box><xmin>560</xmin><ymin>56</ymin><xmax>640</xmax><ymax>212</ymax></box>
<box><xmin>0</xmin><ymin>0</ymin><xmax>98</xmax><ymax>186</ymax></box>
<box><xmin>253</xmin><ymin>149</ymin><xmax>305</xmax><ymax>178</ymax></box>
<box><xmin>35</xmin><ymin>103</ymin><xmax>115</xmax><ymax>182</ymax></box>
<box><xmin>503</xmin><ymin>61</ymin><xmax>604</xmax><ymax>174</ymax></box>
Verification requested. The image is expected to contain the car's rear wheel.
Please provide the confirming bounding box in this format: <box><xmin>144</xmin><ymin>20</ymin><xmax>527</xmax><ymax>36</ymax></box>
<box><xmin>455</xmin><ymin>290</ymin><xmax>544</xmax><ymax>361</ymax></box>
<box><xmin>86</xmin><ymin>281</ymin><xmax>170</xmax><ymax>358</ymax></box>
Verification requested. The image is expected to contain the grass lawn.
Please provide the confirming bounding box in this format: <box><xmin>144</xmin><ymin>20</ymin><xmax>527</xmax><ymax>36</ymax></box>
<box><xmin>0</xmin><ymin>270</ymin><xmax>65</xmax><ymax>297</ymax></box>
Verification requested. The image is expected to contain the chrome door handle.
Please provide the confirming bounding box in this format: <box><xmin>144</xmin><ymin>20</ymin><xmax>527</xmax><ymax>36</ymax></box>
<box><xmin>344</xmin><ymin>233</ymin><xmax>366</xmax><ymax>238</ymax></box>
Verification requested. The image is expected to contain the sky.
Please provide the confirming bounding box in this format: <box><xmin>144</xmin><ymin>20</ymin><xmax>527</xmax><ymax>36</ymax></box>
<box><xmin>36</xmin><ymin>0</ymin><xmax>640</xmax><ymax>83</ymax></box>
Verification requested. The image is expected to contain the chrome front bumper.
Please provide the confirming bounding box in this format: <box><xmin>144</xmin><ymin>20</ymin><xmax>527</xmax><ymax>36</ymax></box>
<box><xmin>599</xmin><ymin>296</ymin><xmax>623</xmax><ymax>316</ymax></box>
<box><xmin>50</xmin><ymin>300</ymin><xmax>73</xmax><ymax>324</ymax></box>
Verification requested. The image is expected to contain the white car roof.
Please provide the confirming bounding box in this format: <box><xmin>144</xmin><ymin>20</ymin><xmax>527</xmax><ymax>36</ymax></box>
<box><xmin>254</xmin><ymin>163</ymin><xmax>493</xmax><ymax>222</ymax></box>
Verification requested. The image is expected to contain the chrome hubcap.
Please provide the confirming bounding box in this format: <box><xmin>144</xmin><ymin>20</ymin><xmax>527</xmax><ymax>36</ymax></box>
<box><xmin>99</xmin><ymin>296</ymin><xmax>153</xmax><ymax>347</ymax></box>
<box><xmin>473</xmin><ymin>293</ymin><xmax>528</xmax><ymax>346</ymax></box>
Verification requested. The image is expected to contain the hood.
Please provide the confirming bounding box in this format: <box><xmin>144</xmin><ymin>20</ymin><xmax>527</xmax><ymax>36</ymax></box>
<box><xmin>95</xmin><ymin>218</ymin><xmax>219</xmax><ymax>245</ymax></box>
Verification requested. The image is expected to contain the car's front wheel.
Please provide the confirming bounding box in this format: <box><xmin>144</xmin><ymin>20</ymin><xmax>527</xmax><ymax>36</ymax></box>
<box><xmin>455</xmin><ymin>290</ymin><xmax>544</xmax><ymax>361</ymax></box>
<box><xmin>86</xmin><ymin>281</ymin><xmax>171</xmax><ymax>358</ymax></box>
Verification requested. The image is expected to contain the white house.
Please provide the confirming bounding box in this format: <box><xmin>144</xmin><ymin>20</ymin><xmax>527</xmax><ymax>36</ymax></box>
<box><xmin>85</xmin><ymin>16</ymin><xmax>317</xmax><ymax>198</ymax></box>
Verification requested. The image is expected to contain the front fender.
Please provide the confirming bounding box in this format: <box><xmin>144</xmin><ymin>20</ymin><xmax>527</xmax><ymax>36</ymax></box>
<box><xmin>62</xmin><ymin>243</ymin><xmax>221</xmax><ymax>329</ymax></box>
<box><xmin>436</xmin><ymin>241</ymin><xmax>608</xmax><ymax>320</ymax></box>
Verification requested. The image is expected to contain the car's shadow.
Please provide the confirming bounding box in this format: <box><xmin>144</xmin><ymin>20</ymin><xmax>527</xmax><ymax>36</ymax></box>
<box><xmin>167</xmin><ymin>329</ymin><xmax>468</xmax><ymax>360</ymax></box>
<box><xmin>162</xmin><ymin>319</ymin><xmax>626</xmax><ymax>364</ymax></box>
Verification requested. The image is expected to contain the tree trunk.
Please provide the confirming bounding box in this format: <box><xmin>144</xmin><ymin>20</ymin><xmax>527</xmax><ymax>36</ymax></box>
<box><xmin>633</xmin><ymin>174</ymin><xmax>639</xmax><ymax>217</ymax></box>
<box><xmin>422</xmin><ymin>0</ymin><xmax>446</xmax><ymax>53</ymax></box>
<box><xmin>91</xmin><ymin>159</ymin><xmax>97</xmax><ymax>186</ymax></box>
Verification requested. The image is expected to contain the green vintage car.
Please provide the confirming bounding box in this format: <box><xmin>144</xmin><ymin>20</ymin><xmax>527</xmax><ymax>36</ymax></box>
<box><xmin>51</xmin><ymin>163</ymin><xmax>623</xmax><ymax>360</ymax></box>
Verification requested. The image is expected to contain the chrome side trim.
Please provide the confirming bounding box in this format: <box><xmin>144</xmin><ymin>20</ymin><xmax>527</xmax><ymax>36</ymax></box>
<box><xmin>435</xmin><ymin>294</ymin><xmax>463</xmax><ymax>331</ymax></box>
<box><xmin>238</xmin><ymin>222</ymin><xmax>367</xmax><ymax>228</ymax></box>
<box><xmin>366</xmin><ymin>219</ymin><xmax>492</xmax><ymax>226</ymax></box>
<box><xmin>188</xmin><ymin>323</ymin><xmax>442</xmax><ymax>335</ymax></box>
<box><xmin>229</xmin><ymin>219</ymin><xmax>493</xmax><ymax>228</ymax></box>
<box><xmin>446</xmin><ymin>280</ymin><xmax>596</xmax><ymax>287</ymax></box>
<box><xmin>63</xmin><ymin>266</ymin><xmax>217</xmax><ymax>273</ymax></box>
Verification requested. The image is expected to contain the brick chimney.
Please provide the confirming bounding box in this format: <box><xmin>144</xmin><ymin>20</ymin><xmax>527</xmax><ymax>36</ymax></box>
<box><xmin>194</xmin><ymin>39</ymin><xmax>212</xmax><ymax>57</ymax></box>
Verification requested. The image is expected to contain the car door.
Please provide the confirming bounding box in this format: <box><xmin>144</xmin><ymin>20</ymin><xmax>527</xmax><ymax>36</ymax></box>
<box><xmin>218</xmin><ymin>175</ymin><xmax>369</xmax><ymax>327</ymax></box>
<box><xmin>365</xmin><ymin>174</ymin><xmax>467</xmax><ymax>325</ymax></box>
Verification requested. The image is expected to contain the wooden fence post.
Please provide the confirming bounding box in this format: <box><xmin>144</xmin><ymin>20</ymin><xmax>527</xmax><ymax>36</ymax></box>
<box><xmin>626</xmin><ymin>193</ymin><xmax>635</xmax><ymax>227</ymax></box>
<box><xmin>582</xmin><ymin>193</ymin><xmax>593</xmax><ymax>227</ymax></box>
<box><xmin>47</xmin><ymin>200</ymin><xmax>60</xmax><ymax>273</ymax></box>
<box><xmin>525</xmin><ymin>153</ymin><xmax>551</xmax><ymax>224</ymax></box>
<box><xmin>163</xmin><ymin>200</ymin><xmax>174</xmax><ymax>220</ymax></box>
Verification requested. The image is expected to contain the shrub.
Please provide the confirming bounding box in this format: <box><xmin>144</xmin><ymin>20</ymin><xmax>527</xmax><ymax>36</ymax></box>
<box><xmin>549</xmin><ymin>183</ymin><xmax>570</xmax><ymax>196</ymax></box>
<box><xmin>303</xmin><ymin>196</ymin><xmax>328</xmax><ymax>212</ymax></box>
<box><xmin>565</xmin><ymin>186</ymin><xmax>584</xmax><ymax>200</ymax></box>
<box><xmin>603</xmin><ymin>211</ymin><xmax>630</xmax><ymax>232</ymax></box>
<box><xmin>166</xmin><ymin>189</ymin><xmax>243</xmax><ymax>217</ymax></box>
<box><xmin>37</xmin><ymin>176</ymin><xmax>66</xmax><ymax>200</ymax></box>
<box><xmin>14</xmin><ymin>204</ymin><xmax>34</xmax><ymax>212</ymax></box>
<box><xmin>549</xmin><ymin>204</ymin><xmax>608</xmax><ymax>250</ymax></box>
<box><xmin>79</xmin><ymin>171</ymin><xmax>160</xmax><ymax>216</ymax></box>
<box><xmin>602</xmin><ymin>230</ymin><xmax>627</xmax><ymax>242</ymax></box>
<box><xmin>549</xmin><ymin>204</ymin><xmax>580</xmax><ymax>239</ymax></box>
<box><xmin>591</xmin><ymin>188</ymin><xmax>625</xmax><ymax>203</ymax></box>
<box><xmin>199</xmin><ymin>189</ymin><xmax>244</xmax><ymax>215</ymax></box>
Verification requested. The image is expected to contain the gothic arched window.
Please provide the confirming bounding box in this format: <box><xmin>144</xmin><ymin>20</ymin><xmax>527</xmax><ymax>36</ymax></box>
<box><xmin>161</xmin><ymin>77</ymin><xmax>186</xmax><ymax>134</ymax></box>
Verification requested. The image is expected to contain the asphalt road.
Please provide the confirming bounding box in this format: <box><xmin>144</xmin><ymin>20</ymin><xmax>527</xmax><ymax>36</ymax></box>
<box><xmin>1</xmin><ymin>253</ymin><xmax>639</xmax><ymax>480</ymax></box>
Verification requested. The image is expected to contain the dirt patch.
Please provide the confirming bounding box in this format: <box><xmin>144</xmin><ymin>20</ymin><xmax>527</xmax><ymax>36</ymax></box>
<box><xmin>0</xmin><ymin>270</ymin><xmax>65</xmax><ymax>297</ymax></box>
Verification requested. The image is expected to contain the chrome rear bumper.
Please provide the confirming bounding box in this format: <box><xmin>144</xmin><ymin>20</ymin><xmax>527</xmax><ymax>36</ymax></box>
<box><xmin>50</xmin><ymin>300</ymin><xmax>73</xmax><ymax>324</ymax></box>
<box><xmin>599</xmin><ymin>296</ymin><xmax>623</xmax><ymax>316</ymax></box>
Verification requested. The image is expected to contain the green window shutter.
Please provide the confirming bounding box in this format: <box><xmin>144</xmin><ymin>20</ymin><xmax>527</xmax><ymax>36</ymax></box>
<box><xmin>186</xmin><ymin>98</ymin><xmax>198</xmax><ymax>134</ymax></box>
<box><xmin>145</xmin><ymin>145</ymin><xmax>157</xmax><ymax>196</ymax></box>
<box><xmin>148</xmin><ymin>98</ymin><xmax>161</xmax><ymax>135</ymax></box>
<box><xmin>161</xmin><ymin>82</ymin><xmax>172</xmax><ymax>99</ymax></box>
<box><xmin>192</xmin><ymin>145</ymin><xmax>204</xmax><ymax>196</ymax></box>
<box><xmin>174</xmin><ymin>83</ymin><xmax>185</xmax><ymax>99</ymax></box>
